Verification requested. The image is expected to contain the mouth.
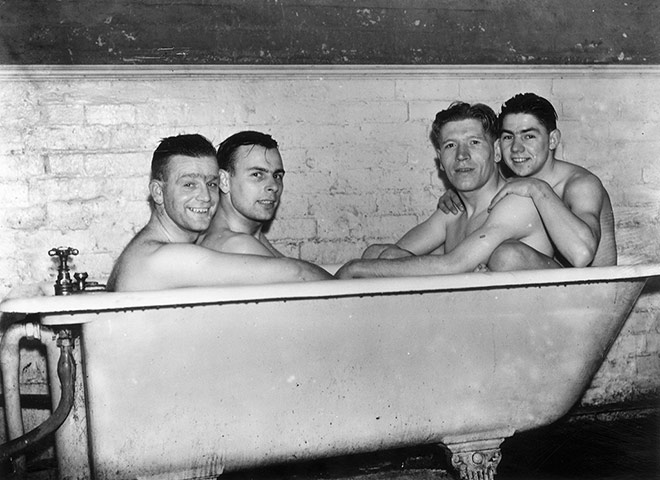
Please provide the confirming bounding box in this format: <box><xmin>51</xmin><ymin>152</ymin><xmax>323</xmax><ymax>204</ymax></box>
<box><xmin>454</xmin><ymin>167</ymin><xmax>474</xmax><ymax>173</ymax></box>
<box><xmin>509</xmin><ymin>157</ymin><xmax>529</xmax><ymax>165</ymax></box>
<box><xmin>257</xmin><ymin>200</ymin><xmax>277</xmax><ymax>207</ymax></box>
<box><xmin>187</xmin><ymin>207</ymin><xmax>212</xmax><ymax>215</ymax></box>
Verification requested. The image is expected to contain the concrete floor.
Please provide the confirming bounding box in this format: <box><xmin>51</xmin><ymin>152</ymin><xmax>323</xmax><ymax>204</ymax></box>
<box><xmin>5</xmin><ymin>407</ymin><xmax>659</xmax><ymax>480</ymax></box>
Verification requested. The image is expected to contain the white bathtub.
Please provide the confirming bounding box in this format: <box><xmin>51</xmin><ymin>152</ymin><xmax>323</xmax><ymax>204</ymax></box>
<box><xmin>2</xmin><ymin>264</ymin><xmax>659</xmax><ymax>480</ymax></box>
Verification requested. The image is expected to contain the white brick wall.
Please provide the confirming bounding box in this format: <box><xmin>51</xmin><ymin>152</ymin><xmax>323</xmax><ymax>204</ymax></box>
<box><xmin>0</xmin><ymin>65</ymin><xmax>659</xmax><ymax>408</ymax></box>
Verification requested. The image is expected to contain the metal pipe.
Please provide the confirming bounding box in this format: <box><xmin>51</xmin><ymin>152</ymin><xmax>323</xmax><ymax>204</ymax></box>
<box><xmin>0</xmin><ymin>329</ymin><xmax>75</xmax><ymax>464</ymax></box>
<box><xmin>0</xmin><ymin>321</ymin><xmax>43</xmax><ymax>475</ymax></box>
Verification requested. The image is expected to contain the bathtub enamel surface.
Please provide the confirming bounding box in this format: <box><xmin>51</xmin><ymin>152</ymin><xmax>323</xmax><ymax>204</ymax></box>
<box><xmin>2</xmin><ymin>264</ymin><xmax>658</xmax><ymax>480</ymax></box>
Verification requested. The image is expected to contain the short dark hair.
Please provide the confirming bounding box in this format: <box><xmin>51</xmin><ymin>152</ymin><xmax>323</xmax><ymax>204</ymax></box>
<box><xmin>430</xmin><ymin>102</ymin><xmax>498</xmax><ymax>150</ymax></box>
<box><xmin>500</xmin><ymin>93</ymin><xmax>558</xmax><ymax>133</ymax></box>
<box><xmin>151</xmin><ymin>134</ymin><xmax>217</xmax><ymax>181</ymax></box>
<box><xmin>217</xmin><ymin>131</ymin><xmax>279</xmax><ymax>173</ymax></box>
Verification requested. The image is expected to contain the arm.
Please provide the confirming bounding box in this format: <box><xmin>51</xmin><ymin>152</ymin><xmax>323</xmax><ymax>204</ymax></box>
<box><xmin>360</xmin><ymin>208</ymin><xmax>451</xmax><ymax>260</ymax></box>
<box><xmin>362</xmin><ymin>243</ymin><xmax>414</xmax><ymax>259</ymax></box>
<box><xmin>392</xmin><ymin>208</ymin><xmax>450</xmax><ymax>256</ymax></box>
<box><xmin>336</xmin><ymin>196</ymin><xmax>544</xmax><ymax>279</ymax></box>
<box><xmin>115</xmin><ymin>243</ymin><xmax>334</xmax><ymax>291</ymax></box>
<box><xmin>489</xmin><ymin>176</ymin><xmax>601</xmax><ymax>267</ymax></box>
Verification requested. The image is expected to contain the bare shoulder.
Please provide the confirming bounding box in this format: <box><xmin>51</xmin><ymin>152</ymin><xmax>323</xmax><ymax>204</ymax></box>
<box><xmin>201</xmin><ymin>229</ymin><xmax>273</xmax><ymax>256</ymax></box>
<box><xmin>427</xmin><ymin>205</ymin><xmax>464</xmax><ymax>228</ymax></box>
<box><xmin>556</xmin><ymin>159</ymin><xmax>606</xmax><ymax>192</ymax></box>
<box><xmin>107</xmin><ymin>231</ymin><xmax>168</xmax><ymax>291</ymax></box>
<box><xmin>488</xmin><ymin>193</ymin><xmax>541</xmax><ymax>225</ymax></box>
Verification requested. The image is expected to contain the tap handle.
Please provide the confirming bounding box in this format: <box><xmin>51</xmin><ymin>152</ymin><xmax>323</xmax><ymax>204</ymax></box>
<box><xmin>74</xmin><ymin>272</ymin><xmax>88</xmax><ymax>291</ymax></box>
<box><xmin>48</xmin><ymin>247</ymin><xmax>79</xmax><ymax>272</ymax></box>
<box><xmin>49</xmin><ymin>247</ymin><xmax>79</xmax><ymax>295</ymax></box>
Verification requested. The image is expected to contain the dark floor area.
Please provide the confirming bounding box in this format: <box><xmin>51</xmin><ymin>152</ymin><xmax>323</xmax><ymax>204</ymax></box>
<box><xmin>7</xmin><ymin>408</ymin><xmax>660</xmax><ymax>480</ymax></box>
<box><xmin>221</xmin><ymin>409</ymin><xmax>660</xmax><ymax>480</ymax></box>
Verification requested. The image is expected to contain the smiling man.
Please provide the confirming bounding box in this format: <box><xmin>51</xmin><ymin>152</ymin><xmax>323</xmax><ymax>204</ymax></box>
<box><xmin>198</xmin><ymin>131</ymin><xmax>287</xmax><ymax>257</ymax></box>
<box><xmin>335</xmin><ymin>102</ymin><xmax>554</xmax><ymax>279</ymax></box>
<box><xmin>108</xmin><ymin>134</ymin><xmax>333</xmax><ymax>291</ymax></box>
<box><xmin>437</xmin><ymin>93</ymin><xmax>617</xmax><ymax>269</ymax></box>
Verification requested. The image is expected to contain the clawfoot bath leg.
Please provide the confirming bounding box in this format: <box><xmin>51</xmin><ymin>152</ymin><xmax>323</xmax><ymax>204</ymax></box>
<box><xmin>443</xmin><ymin>437</ymin><xmax>505</xmax><ymax>480</ymax></box>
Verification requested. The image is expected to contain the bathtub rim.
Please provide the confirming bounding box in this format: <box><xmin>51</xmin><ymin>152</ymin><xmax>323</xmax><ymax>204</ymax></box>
<box><xmin>1</xmin><ymin>263</ymin><xmax>659</xmax><ymax>321</ymax></box>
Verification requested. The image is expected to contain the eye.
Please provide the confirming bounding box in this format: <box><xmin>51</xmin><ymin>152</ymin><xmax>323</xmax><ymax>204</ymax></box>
<box><xmin>470</xmin><ymin>139</ymin><xmax>481</xmax><ymax>146</ymax></box>
<box><xmin>443</xmin><ymin>142</ymin><xmax>456</xmax><ymax>150</ymax></box>
<box><xmin>207</xmin><ymin>181</ymin><xmax>218</xmax><ymax>188</ymax></box>
<box><xmin>252</xmin><ymin>172</ymin><xmax>263</xmax><ymax>179</ymax></box>
<box><xmin>501</xmin><ymin>134</ymin><xmax>513</xmax><ymax>141</ymax></box>
<box><xmin>274</xmin><ymin>173</ymin><xmax>284</xmax><ymax>180</ymax></box>
<box><xmin>524</xmin><ymin>134</ymin><xmax>536</xmax><ymax>140</ymax></box>
<box><xmin>183</xmin><ymin>182</ymin><xmax>195</xmax><ymax>188</ymax></box>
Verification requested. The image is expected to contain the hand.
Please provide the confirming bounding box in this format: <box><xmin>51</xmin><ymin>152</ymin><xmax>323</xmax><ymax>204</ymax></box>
<box><xmin>488</xmin><ymin>177</ymin><xmax>547</xmax><ymax>211</ymax></box>
<box><xmin>437</xmin><ymin>188</ymin><xmax>464</xmax><ymax>215</ymax></box>
<box><xmin>362</xmin><ymin>243</ymin><xmax>392</xmax><ymax>259</ymax></box>
<box><xmin>379</xmin><ymin>245</ymin><xmax>414</xmax><ymax>259</ymax></box>
<box><xmin>334</xmin><ymin>260</ymin><xmax>358</xmax><ymax>279</ymax></box>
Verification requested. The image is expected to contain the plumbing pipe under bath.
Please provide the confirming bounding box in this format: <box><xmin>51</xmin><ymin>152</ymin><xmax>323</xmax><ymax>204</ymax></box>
<box><xmin>0</xmin><ymin>326</ymin><xmax>75</xmax><ymax>467</ymax></box>
<box><xmin>0</xmin><ymin>322</ymin><xmax>44</xmax><ymax>475</ymax></box>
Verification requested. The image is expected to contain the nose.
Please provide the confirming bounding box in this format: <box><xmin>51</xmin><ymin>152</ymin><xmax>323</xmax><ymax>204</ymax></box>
<box><xmin>198</xmin><ymin>184</ymin><xmax>212</xmax><ymax>202</ymax></box>
<box><xmin>456</xmin><ymin>143</ymin><xmax>469</xmax><ymax>161</ymax></box>
<box><xmin>511</xmin><ymin>136</ymin><xmax>524</xmax><ymax>153</ymax></box>
<box><xmin>265</xmin><ymin>176</ymin><xmax>281</xmax><ymax>193</ymax></box>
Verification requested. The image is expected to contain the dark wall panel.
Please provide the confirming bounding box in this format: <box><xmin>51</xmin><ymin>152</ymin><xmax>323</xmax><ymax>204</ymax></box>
<box><xmin>1</xmin><ymin>0</ymin><xmax>658</xmax><ymax>64</ymax></box>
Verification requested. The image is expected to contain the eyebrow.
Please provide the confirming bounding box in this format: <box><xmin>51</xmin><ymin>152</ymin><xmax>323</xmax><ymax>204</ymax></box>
<box><xmin>501</xmin><ymin>127</ymin><xmax>541</xmax><ymax>135</ymax></box>
<box><xmin>178</xmin><ymin>173</ymin><xmax>219</xmax><ymax>180</ymax></box>
<box><xmin>248</xmin><ymin>166</ymin><xmax>286</xmax><ymax>174</ymax></box>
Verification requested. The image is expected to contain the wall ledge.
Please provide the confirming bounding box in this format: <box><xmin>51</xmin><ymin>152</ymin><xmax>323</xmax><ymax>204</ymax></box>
<box><xmin>1</xmin><ymin>64</ymin><xmax>659</xmax><ymax>81</ymax></box>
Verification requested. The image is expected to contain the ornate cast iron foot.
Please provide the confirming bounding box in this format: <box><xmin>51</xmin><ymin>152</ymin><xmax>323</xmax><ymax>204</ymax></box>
<box><xmin>443</xmin><ymin>437</ymin><xmax>505</xmax><ymax>480</ymax></box>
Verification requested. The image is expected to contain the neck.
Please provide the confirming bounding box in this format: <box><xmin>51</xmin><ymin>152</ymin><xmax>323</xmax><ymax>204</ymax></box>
<box><xmin>151</xmin><ymin>210</ymin><xmax>199</xmax><ymax>244</ymax></box>
<box><xmin>530</xmin><ymin>151</ymin><xmax>558</xmax><ymax>183</ymax></box>
<box><xmin>214</xmin><ymin>203</ymin><xmax>264</xmax><ymax>238</ymax></box>
<box><xmin>458</xmin><ymin>175</ymin><xmax>504</xmax><ymax>218</ymax></box>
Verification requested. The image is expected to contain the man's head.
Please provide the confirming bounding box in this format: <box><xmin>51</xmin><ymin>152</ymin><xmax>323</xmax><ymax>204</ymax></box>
<box><xmin>430</xmin><ymin>101</ymin><xmax>499</xmax><ymax>151</ymax></box>
<box><xmin>149</xmin><ymin>134</ymin><xmax>220</xmax><ymax>234</ymax></box>
<box><xmin>151</xmin><ymin>134</ymin><xmax>218</xmax><ymax>181</ymax></box>
<box><xmin>430</xmin><ymin>102</ymin><xmax>500</xmax><ymax>193</ymax></box>
<box><xmin>499</xmin><ymin>93</ymin><xmax>558</xmax><ymax>133</ymax></box>
<box><xmin>499</xmin><ymin>93</ymin><xmax>560</xmax><ymax>177</ymax></box>
<box><xmin>217</xmin><ymin>131</ymin><xmax>284</xmax><ymax>224</ymax></box>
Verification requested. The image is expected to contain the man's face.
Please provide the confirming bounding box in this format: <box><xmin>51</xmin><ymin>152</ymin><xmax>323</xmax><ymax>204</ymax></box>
<box><xmin>436</xmin><ymin>118</ymin><xmax>497</xmax><ymax>193</ymax></box>
<box><xmin>500</xmin><ymin>113</ymin><xmax>555</xmax><ymax>177</ymax></box>
<box><xmin>221</xmin><ymin>145</ymin><xmax>285</xmax><ymax>223</ymax></box>
<box><xmin>158</xmin><ymin>155</ymin><xmax>219</xmax><ymax>233</ymax></box>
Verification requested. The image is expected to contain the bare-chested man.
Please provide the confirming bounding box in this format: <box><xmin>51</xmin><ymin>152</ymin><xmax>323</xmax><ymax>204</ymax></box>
<box><xmin>335</xmin><ymin>102</ymin><xmax>554</xmax><ymax>279</ymax></box>
<box><xmin>197</xmin><ymin>131</ymin><xmax>284</xmax><ymax>257</ymax></box>
<box><xmin>107</xmin><ymin>134</ymin><xmax>333</xmax><ymax>292</ymax></box>
<box><xmin>437</xmin><ymin>93</ymin><xmax>617</xmax><ymax>269</ymax></box>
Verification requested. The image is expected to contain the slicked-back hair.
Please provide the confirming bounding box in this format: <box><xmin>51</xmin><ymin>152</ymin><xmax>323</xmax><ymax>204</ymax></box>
<box><xmin>151</xmin><ymin>134</ymin><xmax>217</xmax><ymax>181</ymax></box>
<box><xmin>217</xmin><ymin>131</ymin><xmax>279</xmax><ymax>174</ymax></box>
<box><xmin>430</xmin><ymin>102</ymin><xmax>498</xmax><ymax>150</ymax></box>
<box><xmin>500</xmin><ymin>93</ymin><xmax>558</xmax><ymax>133</ymax></box>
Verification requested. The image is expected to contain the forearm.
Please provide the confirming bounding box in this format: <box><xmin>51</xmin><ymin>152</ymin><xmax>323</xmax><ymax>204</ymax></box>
<box><xmin>338</xmin><ymin>254</ymin><xmax>465</xmax><ymax>279</ymax></box>
<box><xmin>531</xmin><ymin>184</ymin><xmax>598</xmax><ymax>266</ymax></box>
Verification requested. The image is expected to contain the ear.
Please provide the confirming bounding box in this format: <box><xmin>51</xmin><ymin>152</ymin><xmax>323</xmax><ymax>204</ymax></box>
<box><xmin>219</xmin><ymin>169</ymin><xmax>231</xmax><ymax>194</ymax></box>
<box><xmin>149</xmin><ymin>179</ymin><xmax>164</xmax><ymax>205</ymax></box>
<box><xmin>435</xmin><ymin>150</ymin><xmax>445</xmax><ymax>172</ymax></box>
<box><xmin>494</xmin><ymin>138</ymin><xmax>502</xmax><ymax>163</ymax></box>
<box><xmin>549</xmin><ymin>129</ymin><xmax>561</xmax><ymax>151</ymax></box>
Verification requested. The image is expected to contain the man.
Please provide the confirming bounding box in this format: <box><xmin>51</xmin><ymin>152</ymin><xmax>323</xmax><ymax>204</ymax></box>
<box><xmin>437</xmin><ymin>93</ymin><xmax>617</xmax><ymax>269</ymax></box>
<box><xmin>197</xmin><ymin>131</ymin><xmax>285</xmax><ymax>257</ymax></box>
<box><xmin>335</xmin><ymin>102</ymin><xmax>554</xmax><ymax>279</ymax></box>
<box><xmin>108</xmin><ymin>134</ymin><xmax>333</xmax><ymax>292</ymax></box>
